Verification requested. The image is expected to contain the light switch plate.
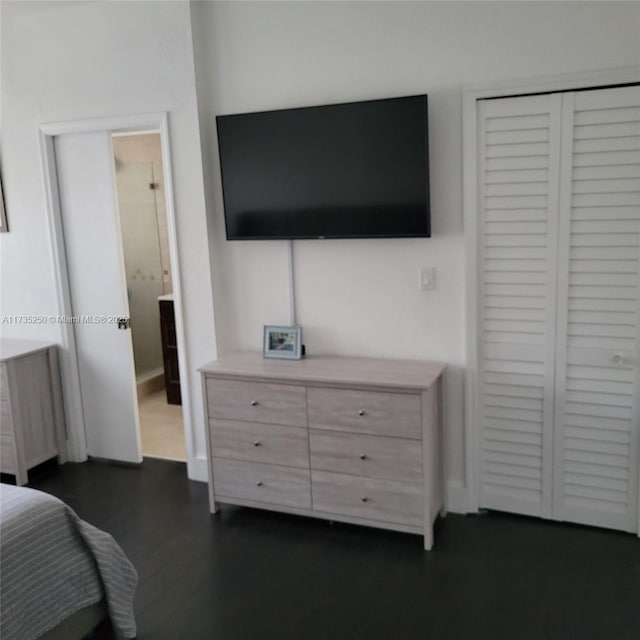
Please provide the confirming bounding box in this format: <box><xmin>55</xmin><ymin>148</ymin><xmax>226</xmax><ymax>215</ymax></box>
<box><xmin>419</xmin><ymin>267</ymin><xmax>436</xmax><ymax>291</ymax></box>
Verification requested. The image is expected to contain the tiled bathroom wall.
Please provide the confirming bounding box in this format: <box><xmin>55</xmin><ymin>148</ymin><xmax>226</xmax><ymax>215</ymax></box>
<box><xmin>113</xmin><ymin>133</ymin><xmax>171</xmax><ymax>378</ymax></box>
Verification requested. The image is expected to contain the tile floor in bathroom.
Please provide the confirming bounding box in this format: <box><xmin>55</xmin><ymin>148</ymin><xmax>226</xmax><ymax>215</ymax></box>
<box><xmin>138</xmin><ymin>388</ymin><xmax>186</xmax><ymax>461</ymax></box>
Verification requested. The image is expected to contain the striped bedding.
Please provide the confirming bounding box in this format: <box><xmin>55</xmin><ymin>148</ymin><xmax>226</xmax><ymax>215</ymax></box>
<box><xmin>0</xmin><ymin>484</ymin><xmax>137</xmax><ymax>640</ymax></box>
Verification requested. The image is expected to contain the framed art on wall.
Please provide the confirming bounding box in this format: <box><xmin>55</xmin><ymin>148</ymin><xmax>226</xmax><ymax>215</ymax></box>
<box><xmin>263</xmin><ymin>325</ymin><xmax>303</xmax><ymax>360</ymax></box>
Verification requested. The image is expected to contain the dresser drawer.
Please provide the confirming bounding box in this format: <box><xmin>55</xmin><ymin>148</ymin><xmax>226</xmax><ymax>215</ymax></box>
<box><xmin>1</xmin><ymin>400</ymin><xmax>12</xmax><ymax>435</ymax></box>
<box><xmin>307</xmin><ymin>387</ymin><xmax>421</xmax><ymax>439</ymax></box>
<box><xmin>0</xmin><ymin>363</ymin><xmax>8</xmax><ymax>401</ymax></box>
<box><xmin>310</xmin><ymin>430</ymin><xmax>422</xmax><ymax>483</ymax></box>
<box><xmin>312</xmin><ymin>470</ymin><xmax>423</xmax><ymax>527</ymax></box>
<box><xmin>0</xmin><ymin>433</ymin><xmax>16</xmax><ymax>473</ymax></box>
<box><xmin>210</xmin><ymin>418</ymin><xmax>309</xmax><ymax>468</ymax></box>
<box><xmin>213</xmin><ymin>458</ymin><xmax>311</xmax><ymax>509</ymax></box>
<box><xmin>207</xmin><ymin>378</ymin><xmax>306</xmax><ymax>427</ymax></box>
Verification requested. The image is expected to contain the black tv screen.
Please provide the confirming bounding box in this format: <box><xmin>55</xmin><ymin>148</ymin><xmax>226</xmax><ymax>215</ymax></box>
<box><xmin>216</xmin><ymin>95</ymin><xmax>430</xmax><ymax>240</ymax></box>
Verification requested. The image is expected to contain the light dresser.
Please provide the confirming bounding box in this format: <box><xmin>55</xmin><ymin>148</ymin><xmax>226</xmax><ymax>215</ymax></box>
<box><xmin>200</xmin><ymin>352</ymin><xmax>445</xmax><ymax>550</ymax></box>
<box><xmin>0</xmin><ymin>339</ymin><xmax>67</xmax><ymax>485</ymax></box>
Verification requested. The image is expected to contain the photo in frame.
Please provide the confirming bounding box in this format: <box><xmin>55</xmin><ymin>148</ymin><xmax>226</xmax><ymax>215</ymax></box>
<box><xmin>263</xmin><ymin>325</ymin><xmax>303</xmax><ymax>360</ymax></box>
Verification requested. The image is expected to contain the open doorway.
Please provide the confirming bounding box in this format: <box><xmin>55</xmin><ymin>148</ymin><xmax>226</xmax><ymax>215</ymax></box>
<box><xmin>111</xmin><ymin>132</ymin><xmax>186</xmax><ymax>462</ymax></box>
<box><xmin>41</xmin><ymin>113</ymin><xmax>195</xmax><ymax>469</ymax></box>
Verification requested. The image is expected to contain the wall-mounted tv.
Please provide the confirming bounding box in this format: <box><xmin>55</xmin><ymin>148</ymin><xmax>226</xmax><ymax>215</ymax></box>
<box><xmin>216</xmin><ymin>95</ymin><xmax>430</xmax><ymax>240</ymax></box>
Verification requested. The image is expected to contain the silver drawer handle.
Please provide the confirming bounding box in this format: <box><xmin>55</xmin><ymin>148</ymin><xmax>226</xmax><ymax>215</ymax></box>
<box><xmin>256</xmin><ymin>481</ymin><xmax>263</xmax><ymax>487</ymax></box>
<box><xmin>358</xmin><ymin>409</ymin><xmax>366</xmax><ymax>416</ymax></box>
<box><xmin>361</xmin><ymin>497</ymin><xmax>369</xmax><ymax>503</ymax></box>
<box><xmin>253</xmin><ymin>440</ymin><xmax>261</xmax><ymax>447</ymax></box>
<box><xmin>360</xmin><ymin>453</ymin><xmax>368</xmax><ymax>460</ymax></box>
<box><xmin>612</xmin><ymin>353</ymin><xmax>624</xmax><ymax>365</ymax></box>
<box><xmin>251</xmin><ymin>400</ymin><xmax>259</xmax><ymax>406</ymax></box>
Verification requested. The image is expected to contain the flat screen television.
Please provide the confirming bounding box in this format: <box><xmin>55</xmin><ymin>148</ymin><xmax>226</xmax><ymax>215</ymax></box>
<box><xmin>216</xmin><ymin>95</ymin><xmax>430</xmax><ymax>240</ymax></box>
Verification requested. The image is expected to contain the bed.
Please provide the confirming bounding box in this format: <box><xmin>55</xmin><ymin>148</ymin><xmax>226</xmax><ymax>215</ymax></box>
<box><xmin>0</xmin><ymin>484</ymin><xmax>138</xmax><ymax>640</ymax></box>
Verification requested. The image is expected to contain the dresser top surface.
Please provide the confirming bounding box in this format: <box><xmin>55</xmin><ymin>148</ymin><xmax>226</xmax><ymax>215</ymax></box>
<box><xmin>200</xmin><ymin>352</ymin><xmax>445</xmax><ymax>390</ymax></box>
<box><xmin>0</xmin><ymin>338</ymin><xmax>56</xmax><ymax>362</ymax></box>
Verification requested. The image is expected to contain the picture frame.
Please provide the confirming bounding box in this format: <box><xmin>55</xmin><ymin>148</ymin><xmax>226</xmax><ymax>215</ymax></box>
<box><xmin>0</xmin><ymin>176</ymin><xmax>7</xmax><ymax>233</ymax></box>
<box><xmin>263</xmin><ymin>325</ymin><xmax>303</xmax><ymax>360</ymax></box>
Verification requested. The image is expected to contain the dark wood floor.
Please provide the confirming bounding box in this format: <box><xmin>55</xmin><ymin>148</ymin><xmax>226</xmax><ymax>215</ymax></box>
<box><xmin>22</xmin><ymin>458</ymin><xmax>640</xmax><ymax>640</ymax></box>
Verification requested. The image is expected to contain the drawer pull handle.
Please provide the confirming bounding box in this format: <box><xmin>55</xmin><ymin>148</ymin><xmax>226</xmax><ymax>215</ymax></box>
<box><xmin>256</xmin><ymin>481</ymin><xmax>263</xmax><ymax>487</ymax></box>
<box><xmin>251</xmin><ymin>400</ymin><xmax>259</xmax><ymax>406</ymax></box>
<box><xmin>358</xmin><ymin>409</ymin><xmax>366</xmax><ymax>416</ymax></box>
<box><xmin>360</xmin><ymin>453</ymin><xmax>368</xmax><ymax>460</ymax></box>
<box><xmin>361</xmin><ymin>497</ymin><xmax>370</xmax><ymax>503</ymax></box>
<box><xmin>253</xmin><ymin>440</ymin><xmax>261</xmax><ymax>447</ymax></box>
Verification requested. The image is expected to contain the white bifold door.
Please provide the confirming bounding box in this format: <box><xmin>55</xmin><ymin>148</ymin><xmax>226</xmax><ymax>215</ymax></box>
<box><xmin>477</xmin><ymin>85</ymin><xmax>640</xmax><ymax>533</ymax></box>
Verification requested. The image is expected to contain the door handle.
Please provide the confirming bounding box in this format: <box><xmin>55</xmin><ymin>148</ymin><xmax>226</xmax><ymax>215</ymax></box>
<box><xmin>117</xmin><ymin>317</ymin><xmax>131</xmax><ymax>330</ymax></box>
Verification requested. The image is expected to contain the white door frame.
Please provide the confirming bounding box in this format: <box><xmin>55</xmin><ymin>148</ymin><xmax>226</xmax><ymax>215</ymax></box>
<box><xmin>39</xmin><ymin>112</ymin><xmax>193</xmax><ymax>465</ymax></box>
<box><xmin>462</xmin><ymin>67</ymin><xmax>640</xmax><ymax>518</ymax></box>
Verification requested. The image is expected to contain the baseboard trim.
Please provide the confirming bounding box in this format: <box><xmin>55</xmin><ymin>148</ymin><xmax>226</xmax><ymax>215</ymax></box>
<box><xmin>187</xmin><ymin>455</ymin><xmax>209</xmax><ymax>483</ymax></box>
<box><xmin>137</xmin><ymin>371</ymin><xmax>165</xmax><ymax>399</ymax></box>
<box><xmin>446</xmin><ymin>481</ymin><xmax>471</xmax><ymax>514</ymax></box>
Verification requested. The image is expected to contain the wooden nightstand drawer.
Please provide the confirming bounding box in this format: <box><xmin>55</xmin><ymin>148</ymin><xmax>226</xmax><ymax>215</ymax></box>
<box><xmin>207</xmin><ymin>378</ymin><xmax>306</xmax><ymax>427</ymax></box>
<box><xmin>0</xmin><ymin>433</ymin><xmax>16</xmax><ymax>473</ymax></box>
<box><xmin>214</xmin><ymin>459</ymin><xmax>311</xmax><ymax>509</ymax></box>
<box><xmin>310</xmin><ymin>430</ymin><xmax>422</xmax><ymax>483</ymax></box>
<box><xmin>0</xmin><ymin>364</ymin><xmax>8</xmax><ymax>401</ymax></box>
<box><xmin>0</xmin><ymin>343</ymin><xmax>67</xmax><ymax>486</ymax></box>
<box><xmin>312</xmin><ymin>470</ymin><xmax>423</xmax><ymax>527</ymax></box>
<box><xmin>210</xmin><ymin>418</ymin><xmax>308</xmax><ymax>468</ymax></box>
<box><xmin>307</xmin><ymin>387</ymin><xmax>421</xmax><ymax>439</ymax></box>
<box><xmin>0</xmin><ymin>400</ymin><xmax>12</xmax><ymax>435</ymax></box>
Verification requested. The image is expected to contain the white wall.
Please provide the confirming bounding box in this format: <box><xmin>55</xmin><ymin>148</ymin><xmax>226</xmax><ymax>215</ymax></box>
<box><xmin>0</xmin><ymin>1</ymin><xmax>216</xmax><ymax>479</ymax></box>
<box><xmin>191</xmin><ymin>0</ymin><xmax>640</xmax><ymax>510</ymax></box>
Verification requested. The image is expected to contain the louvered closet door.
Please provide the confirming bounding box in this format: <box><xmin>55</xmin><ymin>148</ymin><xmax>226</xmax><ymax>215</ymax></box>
<box><xmin>552</xmin><ymin>86</ymin><xmax>640</xmax><ymax>532</ymax></box>
<box><xmin>477</xmin><ymin>95</ymin><xmax>562</xmax><ymax>518</ymax></box>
